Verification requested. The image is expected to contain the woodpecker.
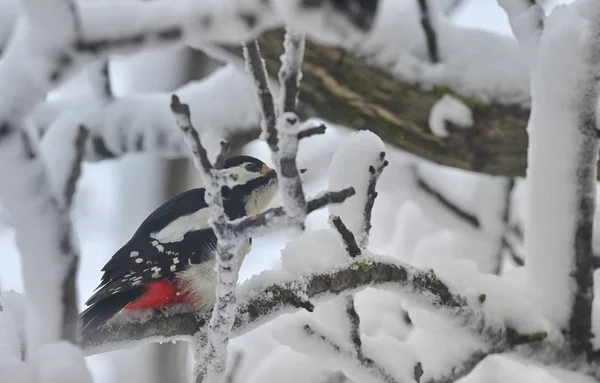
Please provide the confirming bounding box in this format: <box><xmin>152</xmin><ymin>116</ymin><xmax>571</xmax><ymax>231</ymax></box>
<box><xmin>81</xmin><ymin>155</ymin><xmax>278</xmax><ymax>331</ymax></box>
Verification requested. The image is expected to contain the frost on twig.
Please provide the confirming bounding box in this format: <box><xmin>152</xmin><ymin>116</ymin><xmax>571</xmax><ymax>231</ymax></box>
<box><xmin>170</xmin><ymin>94</ymin><xmax>240</xmax><ymax>383</ymax></box>
<box><xmin>243</xmin><ymin>30</ymin><xmax>308</xmax><ymax>223</ymax></box>
<box><xmin>278</xmin><ymin>28</ymin><xmax>305</xmax><ymax>114</ymax></box>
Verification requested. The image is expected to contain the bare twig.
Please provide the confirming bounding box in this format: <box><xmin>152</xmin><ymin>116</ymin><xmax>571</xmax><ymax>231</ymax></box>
<box><xmin>345</xmin><ymin>297</ymin><xmax>363</xmax><ymax>358</ymax></box>
<box><xmin>494</xmin><ymin>178</ymin><xmax>515</xmax><ymax>274</ymax></box>
<box><xmin>229</xmin><ymin>188</ymin><xmax>355</xmax><ymax>239</ymax></box>
<box><xmin>224</xmin><ymin>351</ymin><xmax>244</xmax><ymax>383</ymax></box>
<box><xmin>87</xmin><ymin>60</ymin><xmax>113</xmax><ymax>100</ymax></box>
<box><xmin>416</xmin><ymin>0</ymin><xmax>440</xmax><ymax>63</ymax></box>
<box><xmin>362</xmin><ymin>151</ymin><xmax>388</xmax><ymax>247</ymax></box>
<box><xmin>242</xmin><ymin>40</ymin><xmax>278</xmax><ymax>152</ymax></box>
<box><xmin>413</xmin><ymin>167</ymin><xmax>480</xmax><ymax>229</ymax></box>
<box><xmin>64</xmin><ymin>125</ymin><xmax>88</xmax><ymax>207</ymax></box>
<box><xmin>297</xmin><ymin>123</ymin><xmax>327</xmax><ymax>140</ymax></box>
<box><xmin>303</xmin><ymin>324</ymin><xmax>402</xmax><ymax>383</ymax></box>
<box><xmin>331</xmin><ymin>216</ymin><xmax>361</xmax><ymax>258</ymax></box>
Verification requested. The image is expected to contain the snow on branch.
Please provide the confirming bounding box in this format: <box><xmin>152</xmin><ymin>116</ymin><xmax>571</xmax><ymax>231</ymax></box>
<box><xmin>0</xmin><ymin>123</ymin><xmax>88</xmax><ymax>376</ymax></box>
<box><xmin>171</xmin><ymin>94</ymin><xmax>243</xmax><ymax>383</ymax></box>
<box><xmin>81</xmin><ymin>257</ymin><xmax>555</xmax><ymax>359</ymax></box>
<box><xmin>244</xmin><ymin>30</ymin><xmax>308</xmax><ymax>223</ymax></box>
<box><xmin>31</xmin><ymin>64</ymin><xmax>262</xmax><ymax>163</ymax></box>
<box><xmin>524</xmin><ymin>2</ymin><xmax>600</xmax><ymax>356</ymax></box>
<box><xmin>498</xmin><ymin>0</ymin><xmax>545</xmax><ymax>55</ymax></box>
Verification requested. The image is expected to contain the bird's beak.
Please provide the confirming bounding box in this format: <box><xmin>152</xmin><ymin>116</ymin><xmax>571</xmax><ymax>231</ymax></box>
<box><xmin>262</xmin><ymin>164</ymin><xmax>278</xmax><ymax>181</ymax></box>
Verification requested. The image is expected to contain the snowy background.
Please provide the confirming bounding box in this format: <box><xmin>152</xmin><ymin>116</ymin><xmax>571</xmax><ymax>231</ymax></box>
<box><xmin>0</xmin><ymin>0</ymin><xmax>588</xmax><ymax>382</ymax></box>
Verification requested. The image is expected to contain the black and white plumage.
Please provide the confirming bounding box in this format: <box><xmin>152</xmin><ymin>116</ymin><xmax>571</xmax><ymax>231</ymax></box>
<box><xmin>81</xmin><ymin>155</ymin><xmax>278</xmax><ymax>331</ymax></box>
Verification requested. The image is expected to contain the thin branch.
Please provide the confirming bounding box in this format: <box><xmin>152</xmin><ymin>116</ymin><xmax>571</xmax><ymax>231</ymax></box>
<box><xmin>228</xmin><ymin>188</ymin><xmax>355</xmax><ymax>239</ymax></box>
<box><xmin>331</xmin><ymin>216</ymin><xmax>361</xmax><ymax>258</ymax></box>
<box><xmin>278</xmin><ymin>28</ymin><xmax>305</xmax><ymax>114</ymax></box>
<box><xmin>422</xmin><ymin>349</ymin><xmax>498</xmax><ymax>383</ymax></box>
<box><xmin>297</xmin><ymin>123</ymin><xmax>327</xmax><ymax>140</ymax></box>
<box><xmin>86</xmin><ymin>60</ymin><xmax>113</xmax><ymax>100</ymax></box>
<box><xmin>502</xmin><ymin>237</ymin><xmax>524</xmax><ymax>266</ymax></box>
<box><xmin>224</xmin><ymin>351</ymin><xmax>244</xmax><ymax>383</ymax></box>
<box><xmin>494</xmin><ymin>178</ymin><xmax>515</xmax><ymax>275</ymax></box>
<box><xmin>64</xmin><ymin>125</ymin><xmax>88</xmax><ymax>207</ymax></box>
<box><xmin>362</xmin><ymin>151</ymin><xmax>388</xmax><ymax>247</ymax></box>
<box><xmin>413</xmin><ymin>167</ymin><xmax>480</xmax><ymax>229</ymax></box>
<box><xmin>345</xmin><ymin>297</ymin><xmax>363</xmax><ymax>359</ymax></box>
<box><xmin>416</xmin><ymin>0</ymin><xmax>440</xmax><ymax>63</ymax></box>
<box><xmin>303</xmin><ymin>325</ymin><xmax>401</xmax><ymax>383</ymax></box>
<box><xmin>243</xmin><ymin>40</ymin><xmax>278</xmax><ymax>152</ymax></box>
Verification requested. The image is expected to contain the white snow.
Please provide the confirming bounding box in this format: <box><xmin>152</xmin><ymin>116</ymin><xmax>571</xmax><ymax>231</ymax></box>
<box><xmin>356</xmin><ymin>0</ymin><xmax>531</xmax><ymax>106</ymax></box>
<box><xmin>524</xmin><ymin>3</ymin><xmax>593</xmax><ymax>326</ymax></box>
<box><xmin>428</xmin><ymin>94</ymin><xmax>474</xmax><ymax>138</ymax></box>
<box><xmin>281</xmin><ymin>229</ymin><xmax>349</xmax><ymax>276</ymax></box>
<box><xmin>328</xmin><ymin>130</ymin><xmax>385</xmax><ymax>246</ymax></box>
<box><xmin>36</xmin><ymin>342</ymin><xmax>93</xmax><ymax>383</ymax></box>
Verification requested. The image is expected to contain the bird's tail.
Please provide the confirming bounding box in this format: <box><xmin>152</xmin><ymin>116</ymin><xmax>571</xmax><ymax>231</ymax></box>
<box><xmin>80</xmin><ymin>290</ymin><xmax>142</xmax><ymax>333</ymax></box>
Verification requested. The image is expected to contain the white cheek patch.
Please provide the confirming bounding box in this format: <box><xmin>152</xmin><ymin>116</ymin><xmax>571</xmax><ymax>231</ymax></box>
<box><xmin>221</xmin><ymin>164</ymin><xmax>260</xmax><ymax>185</ymax></box>
<box><xmin>150</xmin><ymin>208</ymin><xmax>212</xmax><ymax>243</ymax></box>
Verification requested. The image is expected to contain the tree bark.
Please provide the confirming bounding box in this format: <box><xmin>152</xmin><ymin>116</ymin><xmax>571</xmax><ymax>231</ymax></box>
<box><xmin>224</xmin><ymin>29</ymin><xmax>532</xmax><ymax>177</ymax></box>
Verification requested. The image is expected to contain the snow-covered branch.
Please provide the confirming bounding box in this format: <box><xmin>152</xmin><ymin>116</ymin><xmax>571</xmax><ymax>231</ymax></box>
<box><xmin>244</xmin><ymin>31</ymin><xmax>308</xmax><ymax>223</ymax></box>
<box><xmin>170</xmin><ymin>94</ymin><xmax>244</xmax><ymax>382</ymax></box>
<box><xmin>523</xmin><ymin>1</ymin><xmax>600</xmax><ymax>356</ymax></box>
<box><xmin>81</xmin><ymin>257</ymin><xmax>556</xmax><ymax>361</ymax></box>
<box><xmin>498</xmin><ymin>0</ymin><xmax>544</xmax><ymax>57</ymax></box>
<box><xmin>31</xmin><ymin>64</ymin><xmax>263</xmax><ymax>162</ymax></box>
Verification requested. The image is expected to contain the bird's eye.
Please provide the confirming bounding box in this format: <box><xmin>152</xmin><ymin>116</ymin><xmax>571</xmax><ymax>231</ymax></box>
<box><xmin>245</xmin><ymin>163</ymin><xmax>260</xmax><ymax>172</ymax></box>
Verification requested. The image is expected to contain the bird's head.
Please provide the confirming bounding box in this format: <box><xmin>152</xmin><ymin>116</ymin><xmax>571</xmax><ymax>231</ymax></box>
<box><xmin>220</xmin><ymin>155</ymin><xmax>279</xmax><ymax>217</ymax></box>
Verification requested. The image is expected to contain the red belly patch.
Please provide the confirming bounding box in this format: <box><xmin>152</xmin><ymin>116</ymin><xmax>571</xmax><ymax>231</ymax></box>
<box><xmin>124</xmin><ymin>281</ymin><xmax>195</xmax><ymax>310</ymax></box>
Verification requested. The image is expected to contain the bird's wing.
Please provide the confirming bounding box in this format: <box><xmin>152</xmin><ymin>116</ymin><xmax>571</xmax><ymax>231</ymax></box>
<box><xmin>85</xmin><ymin>228</ymin><xmax>218</xmax><ymax>306</ymax></box>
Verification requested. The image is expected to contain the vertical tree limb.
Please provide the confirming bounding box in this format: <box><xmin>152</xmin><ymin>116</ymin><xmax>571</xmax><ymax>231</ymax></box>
<box><xmin>416</xmin><ymin>0</ymin><xmax>440</xmax><ymax>63</ymax></box>
<box><xmin>170</xmin><ymin>95</ymin><xmax>240</xmax><ymax>383</ymax></box>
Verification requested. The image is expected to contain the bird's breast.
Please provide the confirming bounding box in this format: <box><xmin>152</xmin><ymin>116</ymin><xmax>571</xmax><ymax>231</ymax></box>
<box><xmin>174</xmin><ymin>238</ymin><xmax>252</xmax><ymax>311</ymax></box>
